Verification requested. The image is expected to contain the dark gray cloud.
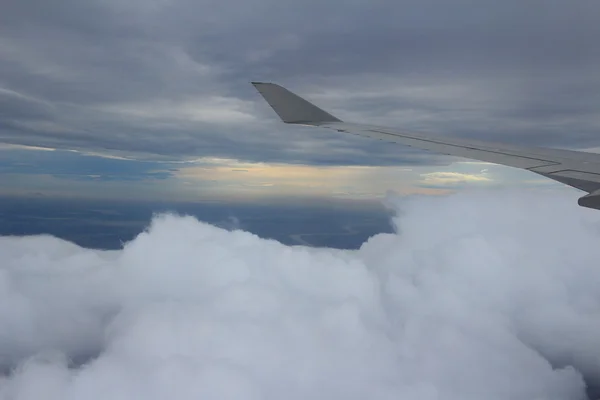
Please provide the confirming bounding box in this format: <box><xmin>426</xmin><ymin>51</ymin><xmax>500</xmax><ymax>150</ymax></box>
<box><xmin>1</xmin><ymin>0</ymin><xmax>599</xmax><ymax>166</ymax></box>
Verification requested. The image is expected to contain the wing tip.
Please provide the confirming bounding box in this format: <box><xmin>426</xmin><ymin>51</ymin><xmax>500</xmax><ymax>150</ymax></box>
<box><xmin>251</xmin><ymin>81</ymin><xmax>275</xmax><ymax>87</ymax></box>
<box><xmin>250</xmin><ymin>81</ymin><xmax>341</xmax><ymax>124</ymax></box>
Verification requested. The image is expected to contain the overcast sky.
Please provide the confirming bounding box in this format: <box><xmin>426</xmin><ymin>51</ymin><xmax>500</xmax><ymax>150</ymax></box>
<box><xmin>1</xmin><ymin>0</ymin><xmax>598</xmax><ymax>200</ymax></box>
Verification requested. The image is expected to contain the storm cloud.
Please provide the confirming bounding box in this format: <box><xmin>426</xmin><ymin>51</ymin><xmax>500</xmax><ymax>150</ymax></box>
<box><xmin>1</xmin><ymin>0</ymin><xmax>599</xmax><ymax>165</ymax></box>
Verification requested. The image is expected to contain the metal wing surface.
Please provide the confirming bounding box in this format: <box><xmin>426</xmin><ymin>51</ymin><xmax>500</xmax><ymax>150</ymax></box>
<box><xmin>252</xmin><ymin>82</ymin><xmax>600</xmax><ymax>210</ymax></box>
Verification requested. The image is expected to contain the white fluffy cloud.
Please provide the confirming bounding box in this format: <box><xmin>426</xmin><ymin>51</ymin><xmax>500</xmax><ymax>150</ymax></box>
<box><xmin>1</xmin><ymin>188</ymin><xmax>600</xmax><ymax>399</ymax></box>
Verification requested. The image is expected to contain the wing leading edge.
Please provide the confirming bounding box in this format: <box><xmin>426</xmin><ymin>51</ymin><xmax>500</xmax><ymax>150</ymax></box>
<box><xmin>251</xmin><ymin>82</ymin><xmax>600</xmax><ymax>211</ymax></box>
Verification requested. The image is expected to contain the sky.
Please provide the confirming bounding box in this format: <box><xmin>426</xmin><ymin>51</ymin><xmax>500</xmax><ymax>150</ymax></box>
<box><xmin>1</xmin><ymin>0</ymin><xmax>599</xmax><ymax>201</ymax></box>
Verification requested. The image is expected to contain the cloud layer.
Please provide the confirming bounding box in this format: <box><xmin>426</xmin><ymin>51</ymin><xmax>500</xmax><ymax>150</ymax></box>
<box><xmin>1</xmin><ymin>0</ymin><xmax>599</xmax><ymax>165</ymax></box>
<box><xmin>1</xmin><ymin>188</ymin><xmax>600</xmax><ymax>399</ymax></box>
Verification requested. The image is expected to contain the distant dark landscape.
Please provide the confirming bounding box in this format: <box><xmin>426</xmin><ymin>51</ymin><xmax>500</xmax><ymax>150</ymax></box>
<box><xmin>0</xmin><ymin>196</ymin><xmax>395</xmax><ymax>250</ymax></box>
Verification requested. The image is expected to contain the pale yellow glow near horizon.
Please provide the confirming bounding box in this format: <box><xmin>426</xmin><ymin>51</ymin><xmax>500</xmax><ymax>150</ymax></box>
<box><xmin>420</xmin><ymin>171</ymin><xmax>491</xmax><ymax>185</ymax></box>
<box><xmin>176</xmin><ymin>158</ymin><xmax>452</xmax><ymax>199</ymax></box>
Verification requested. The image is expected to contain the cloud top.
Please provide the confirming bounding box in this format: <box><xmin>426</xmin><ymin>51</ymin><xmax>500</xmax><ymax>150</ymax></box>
<box><xmin>1</xmin><ymin>188</ymin><xmax>600</xmax><ymax>399</ymax></box>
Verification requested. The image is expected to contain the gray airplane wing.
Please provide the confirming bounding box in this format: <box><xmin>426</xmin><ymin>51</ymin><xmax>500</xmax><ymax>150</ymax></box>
<box><xmin>252</xmin><ymin>82</ymin><xmax>600</xmax><ymax>210</ymax></box>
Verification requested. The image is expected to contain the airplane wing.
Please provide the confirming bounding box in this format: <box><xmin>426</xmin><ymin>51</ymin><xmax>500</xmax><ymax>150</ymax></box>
<box><xmin>252</xmin><ymin>82</ymin><xmax>600</xmax><ymax>210</ymax></box>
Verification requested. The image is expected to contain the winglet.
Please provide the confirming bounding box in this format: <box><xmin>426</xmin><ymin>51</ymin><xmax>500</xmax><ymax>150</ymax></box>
<box><xmin>251</xmin><ymin>82</ymin><xmax>342</xmax><ymax>125</ymax></box>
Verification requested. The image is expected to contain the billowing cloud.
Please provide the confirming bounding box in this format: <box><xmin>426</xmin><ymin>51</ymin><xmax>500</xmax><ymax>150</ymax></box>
<box><xmin>1</xmin><ymin>0</ymin><xmax>599</xmax><ymax>166</ymax></box>
<box><xmin>1</xmin><ymin>188</ymin><xmax>600</xmax><ymax>399</ymax></box>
